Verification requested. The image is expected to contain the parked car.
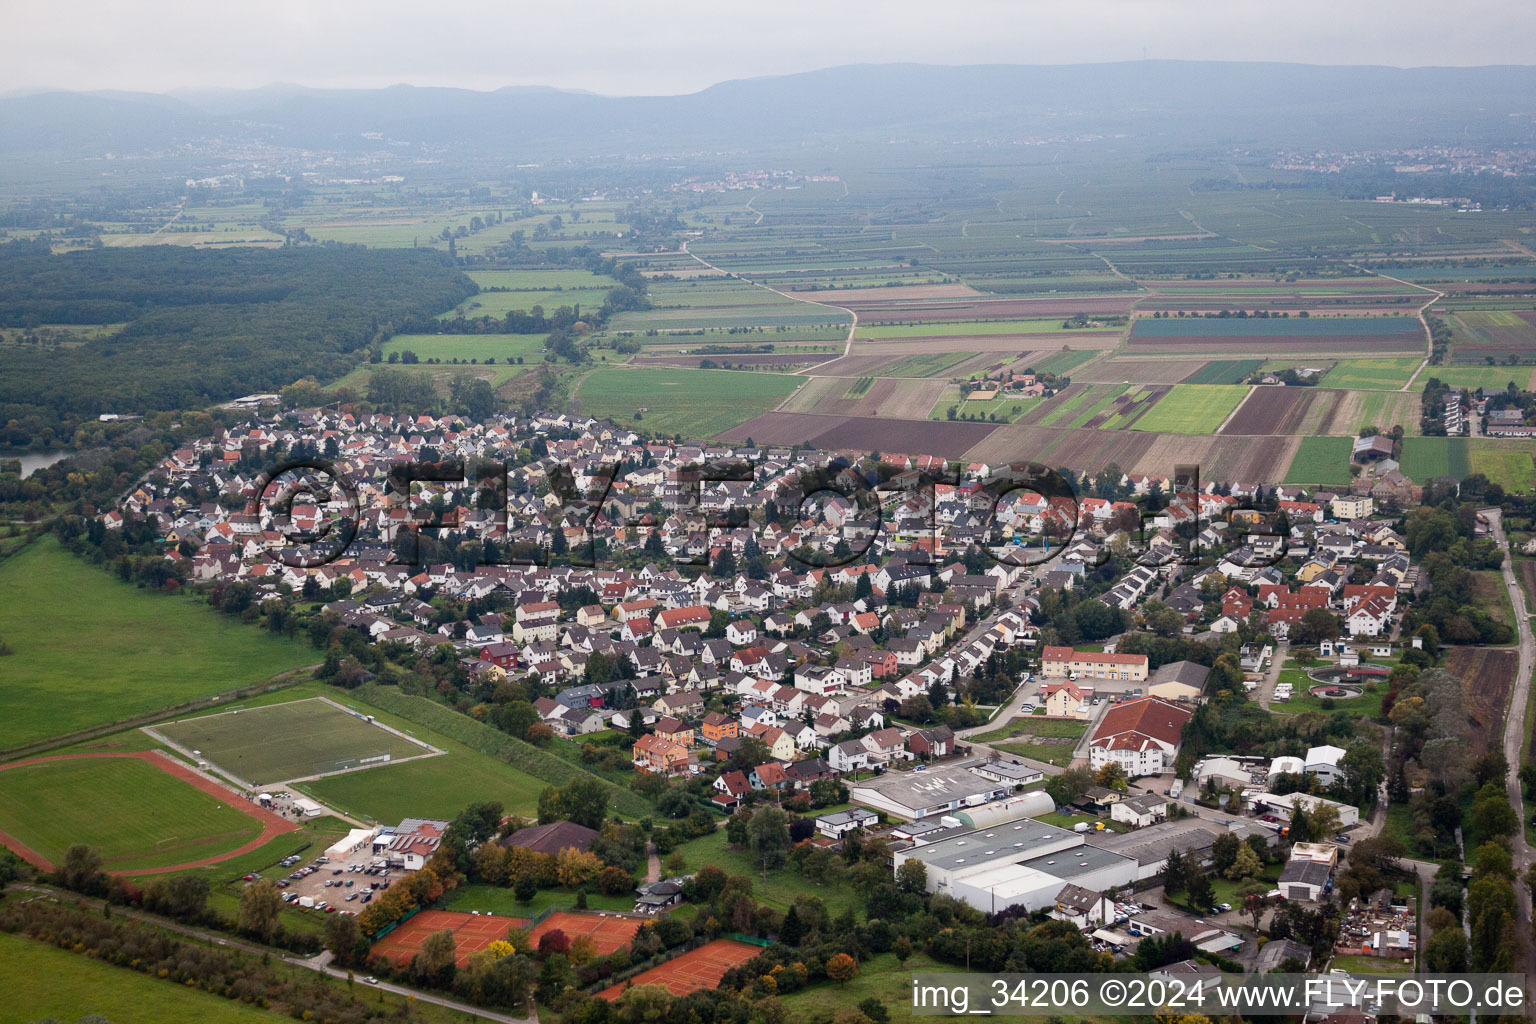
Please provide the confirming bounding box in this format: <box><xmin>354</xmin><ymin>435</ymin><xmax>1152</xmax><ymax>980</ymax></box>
<box><xmin>1216</xmin><ymin>902</ymin><xmax>1233</xmax><ymax>912</ymax></box>
<box><xmin>364</xmin><ymin>977</ymin><xmax>378</xmax><ymax>985</ymax></box>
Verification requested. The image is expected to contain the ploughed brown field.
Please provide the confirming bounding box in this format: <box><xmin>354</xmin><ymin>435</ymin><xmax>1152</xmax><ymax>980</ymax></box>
<box><xmin>1443</xmin><ymin>647</ymin><xmax>1517</xmax><ymax>756</ymax></box>
<box><xmin>1222</xmin><ymin>387</ymin><xmax>1346</xmax><ymax>435</ymax></box>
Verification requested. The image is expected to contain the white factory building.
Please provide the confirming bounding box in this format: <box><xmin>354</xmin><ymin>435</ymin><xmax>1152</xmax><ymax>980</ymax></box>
<box><xmin>848</xmin><ymin>761</ymin><xmax>1013</xmax><ymax>819</ymax></box>
<box><xmin>892</xmin><ymin>818</ymin><xmax>1140</xmax><ymax>914</ymax></box>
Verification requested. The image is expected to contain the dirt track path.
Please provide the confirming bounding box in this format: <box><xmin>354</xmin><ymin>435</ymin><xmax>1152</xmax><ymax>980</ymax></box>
<box><xmin>0</xmin><ymin>750</ymin><xmax>300</xmax><ymax>875</ymax></box>
<box><xmin>679</xmin><ymin>238</ymin><xmax>859</xmax><ymax>368</ymax></box>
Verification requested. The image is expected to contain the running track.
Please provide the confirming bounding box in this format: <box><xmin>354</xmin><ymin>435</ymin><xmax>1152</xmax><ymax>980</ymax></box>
<box><xmin>0</xmin><ymin>750</ymin><xmax>300</xmax><ymax>875</ymax></box>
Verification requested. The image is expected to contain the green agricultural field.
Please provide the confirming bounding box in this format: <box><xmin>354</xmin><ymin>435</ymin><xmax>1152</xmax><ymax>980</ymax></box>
<box><xmin>881</xmin><ymin>350</ymin><xmax>977</xmax><ymax>377</ymax></box>
<box><xmin>443</xmin><ymin>288</ymin><xmax>615</xmax><ymax>320</ymax></box>
<box><xmin>0</xmin><ymin>538</ymin><xmax>313</xmax><ymax>752</ymax></box>
<box><xmin>466</xmin><ymin>269</ymin><xmax>614</xmax><ymax>290</ymax></box>
<box><xmin>1398</xmin><ymin>437</ymin><xmax>1471</xmax><ymax>483</ymax></box>
<box><xmin>574</xmin><ymin>367</ymin><xmax>799</xmax><ymax>438</ymax></box>
<box><xmin>380</xmin><ymin>333</ymin><xmax>550</xmax><ymax>363</ymax></box>
<box><xmin>155</xmin><ymin>698</ymin><xmax>433</xmax><ymax>785</ymax></box>
<box><xmin>1319</xmin><ymin>358</ymin><xmax>1423</xmax><ymax>390</ymax></box>
<box><xmin>1184</xmin><ymin>359</ymin><xmax>1263</xmax><ymax>385</ymax></box>
<box><xmin>301</xmin><ymin>740</ymin><xmax>547</xmax><ymax>822</ymax></box>
<box><xmin>1031</xmin><ymin>349</ymin><xmax>1100</xmax><ymax>375</ymax></box>
<box><xmin>0</xmin><ymin>931</ymin><xmax>301</xmax><ymax>1024</ymax></box>
<box><xmin>1284</xmin><ymin>436</ymin><xmax>1354</xmax><ymax>486</ymax></box>
<box><xmin>1470</xmin><ymin>444</ymin><xmax>1535</xmax><ymax>493</ymax></box>
<box><xmin>1427</xmin><ymin>365</ymin><xmax>1536</xmax><ymax>391</ymax></box>
<box><xmin>0</xmin><ymin>756</ymin><xmax>262</xmax><ymax>871</ymax></box>
<box><xmin>1130</xmin><ymin>385</ymin><xmax>1250</xmax><ymax>434</ymax></box>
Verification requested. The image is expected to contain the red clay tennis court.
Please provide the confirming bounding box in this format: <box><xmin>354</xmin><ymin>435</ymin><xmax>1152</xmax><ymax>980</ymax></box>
<box><xmin>529</xmin><ymin>911</ymin><xmax>642</xmax><ymax>956</ymax></box>
<box><xmin>598</xmin><ymin>939</ymin><xmax>762</xmax><ymax>999</ymax></box>
<box><xmin>370</xmin><ymin>909</ymin><xmax>528</xmax><ymax>967</ymax></box>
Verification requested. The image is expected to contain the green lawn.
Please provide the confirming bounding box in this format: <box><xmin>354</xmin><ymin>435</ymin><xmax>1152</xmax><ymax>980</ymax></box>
<box><xmin>380</xmin><ymin>332</ymin><xmax>550</xmax><ymax>363</ymax></box>
<box><xmin>0</xmin><ymin>928</ymin><xmax>480</xmax><ymax>1023</ymax></box>
<box><xmin>970</xmin><ymin>717</ymin><xmax>1088</xmax><ymax>742</ymax></box>
<box><xmin>443</xmin><ymin>882</ymin><xmax>635</xmax><ymax>917</ymax></box>
<box><xmin>1283</xmin><ymin>435</ymin><xmax>1354</xmax><ymax>486</ymax></box>
<box><xmin>0</xmin><ymin>537</ymin><xmax>314</xmax><ymax>751</ymax></box>
<box><xmin>778</xmin><ymin>952</ymin><xmax>948</xmax><ymax>1022</ymax></box>
<box><xmin>0</xmin><ymin>756</ymin><xmax>262</xmax><ymax>871</ymax></box>
<box><xmin>300</xmin><ymin>738</ymin><xmax>546</xmax><ymax>823</ymax></box>
<box><xmin>1331</xmin><ymin>953</ymin><xmax>1415</xmax><ymax>973</ymax></box>
<box><xmin>1469</xmin><ymin>444</ymin><xmax>1535</xmax><ymax>493</ymax></box>
<box><xmin>156</xmin><ymin>697</ymin><xmax>432</xmax><ymax>785</ymax></box>
<box><xmin>574</xmin><ymin>367</ymin><xmax>800</xmax><ymax>438</ymax></box>
<box><xmin>928</xmin><ymin>386</ymin><xmax>1040</xmax><ymax>422</ymax></box>
<box><xmin>0</xmin><ymin>931</ymin><xmax>297</xmax><ymax>1024</ymax></box>
<box><xmin>1318</xmin><ymin>358</ymin><xmax>1422</xmax><ymax>390</ymax></box>
<box><xmin>1130</xmin><ymin>385</ymin><xmax>1250</xmax><ymax>433</ymax></box>
<box><xmin>668</xmin><ymin>829</ymin><xmax>862</xmax><ymax>920</ymax></box>
<box><xmin>992</xmin><ymin>740</ymin><xmax>1080</xmax><ymax>767</ymax></box>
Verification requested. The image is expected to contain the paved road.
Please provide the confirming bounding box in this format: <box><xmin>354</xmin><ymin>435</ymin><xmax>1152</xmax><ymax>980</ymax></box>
<box><xmin>1488</xmin><ymin>507</ymin><xmax>1536</xmax><ymax>1012</ymax></box>
<box><xmin>1254</xmin><ymin>641</ymin><xmax>1288</xmax><ymax>709</ymax></box>
<box><xmin>9</xmin><ymin>883</ymin><xmax>536</xmax><ymax>1022</ymax></box>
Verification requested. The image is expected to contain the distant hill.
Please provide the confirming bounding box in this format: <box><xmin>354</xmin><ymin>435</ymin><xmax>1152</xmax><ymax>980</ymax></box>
<box><xmin>4</xmin><ymin>61</ymin><xmax>1536</xmax><ymax>160</ymax></box>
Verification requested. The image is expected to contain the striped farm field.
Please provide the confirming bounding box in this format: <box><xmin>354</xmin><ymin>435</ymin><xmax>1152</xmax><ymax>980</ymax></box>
<box><xmin>1183</xmin><ymin>359</ymin><xmax>1264</xmax><ymax>384</ymax></box>
<box><xmin>1129</xmin><ymin>315</ymin><xmax>1423</xmax><ymax>354</ymax></box>
<box><xmin>1331</xmin><ymin>390</ymin><xmax>1423</xmax><ymax>436</ymax></box>
<box><xmin>1129</xmin><ymin>385</ymin><xmax>1250</xmax><ymax>434</ymax></box>
<box><xmin>1222</xmin><ymin>387</ymin><xmax>1343</xmax><ymax>435</ymax></box>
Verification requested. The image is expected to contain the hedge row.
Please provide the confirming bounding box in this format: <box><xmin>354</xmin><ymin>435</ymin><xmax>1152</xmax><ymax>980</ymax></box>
<box><xmin>354</xmin><ymin>684</ymin><xmax>654</xmax><ymax>818</ymax></box>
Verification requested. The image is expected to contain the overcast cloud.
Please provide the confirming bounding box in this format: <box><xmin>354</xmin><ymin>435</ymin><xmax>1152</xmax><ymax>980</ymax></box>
<box><xmin>4</xmin><ymin>0</ymin><xmax>1534</xmax><ymax>96</ymax></box>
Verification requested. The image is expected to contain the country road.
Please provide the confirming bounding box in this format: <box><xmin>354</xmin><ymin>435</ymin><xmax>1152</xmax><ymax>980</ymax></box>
<box><xmin>1489</xmin><ymin>506</ymin><xmax>1536</xmax><ymax>1013</ymax></box>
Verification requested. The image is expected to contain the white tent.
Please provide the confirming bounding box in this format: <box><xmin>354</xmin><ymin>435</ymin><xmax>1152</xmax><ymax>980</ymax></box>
<box><xmin>325</xmin><ymin>827</ymin><xmax>377</xmax><ymax>859</ymax></box>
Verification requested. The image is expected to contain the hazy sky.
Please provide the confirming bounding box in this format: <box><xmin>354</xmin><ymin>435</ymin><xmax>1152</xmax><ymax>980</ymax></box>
<box><xmin>5</xmin><ymin>0</ymin><xmax>1535</xmax><ymax>95</ymax></box>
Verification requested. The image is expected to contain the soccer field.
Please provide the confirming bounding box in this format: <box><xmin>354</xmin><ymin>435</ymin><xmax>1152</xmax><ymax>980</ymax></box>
<box><xmin>155</xmin><ymin>698</ymin><xmax>434</xmax><ymax>785</ymax></box>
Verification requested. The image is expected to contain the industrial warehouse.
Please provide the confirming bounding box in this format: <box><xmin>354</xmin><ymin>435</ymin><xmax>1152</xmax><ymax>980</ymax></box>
<box><xmin>891</xmin><ymin>814</ymin><xmax>1275</xmax><ymax>912</ymax></box>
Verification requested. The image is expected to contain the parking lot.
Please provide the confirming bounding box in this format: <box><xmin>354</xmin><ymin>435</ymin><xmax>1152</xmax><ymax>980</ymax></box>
<box><xmin>247</xmin><ymin>838</ymin><xmax>400</xmax><ymax>916</ymax></box>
